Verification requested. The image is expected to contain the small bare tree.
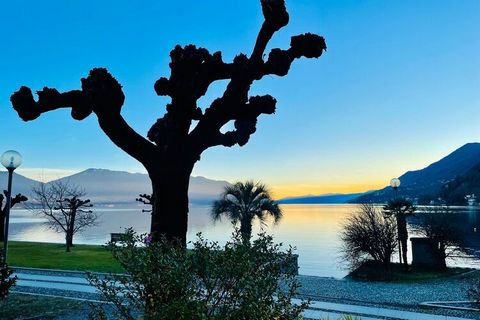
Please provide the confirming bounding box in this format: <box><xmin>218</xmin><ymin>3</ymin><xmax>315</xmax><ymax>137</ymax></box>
<box><xmin>31</xmin><ymin>181</ymin><xmax>97</xmax><ymax>252</ymax></box>
<box><xmin>340</xmin><ymin>204</ymin><xmax>398</xmax><ymax>270</ymax></box>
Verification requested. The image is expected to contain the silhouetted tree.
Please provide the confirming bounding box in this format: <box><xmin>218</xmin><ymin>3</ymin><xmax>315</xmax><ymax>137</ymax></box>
<box><xmin>383</xmin><ymin>198</ymin><xmax>416</xmax><ymax>270</ymax></box>
<box><xmin>340</xmin><ymin>204</ymin><xmax>398</xmax><ymax>270</ymax></box>
<box><xmin>0</xmin><ymin>191</ymin><xmax>27</xmax><ymax>242</ymax></box>
<box><xmin>31</xmin><ymin>181</ymin><xmax>97</xmax><ymax>252</ymax></box>
<box><xmin>211</xmin><ymin>181</ymin><xmax>282</xmax><ymax>241</ymax></box>
<box><xmin>10</xmin><ymin>0</ymin><xmax>326</xmax><ymax>245</ymax></box>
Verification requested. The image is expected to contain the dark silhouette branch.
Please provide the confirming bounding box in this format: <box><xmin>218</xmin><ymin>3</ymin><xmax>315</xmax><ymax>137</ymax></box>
<box><xmin>136</xmin><ymin>194</ymin><xmax>153</xmax><ymax>213</ymax></box>
<box><xmin>10</xmin><ymin>0</ymin><xmax>326</xmax><ymax>244</ymax></box>
<box><xmin>1</xmin><ymin>191</ymin><xmax>28</xmax><ymax>211</ymax></box>
<box><xmin>10</xmin><ymin>70</ymin><xmax>157</xmax><ymax>167</ymax></box>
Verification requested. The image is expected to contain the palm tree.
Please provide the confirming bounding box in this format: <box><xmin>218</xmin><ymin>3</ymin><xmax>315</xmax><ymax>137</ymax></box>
<box><xmin>211</xmin><ymin>181</ymin><xmax>282</xmax><ymax>241</ymax></box>
<box><xmin>383</xmin><ymin>198</ymin><xmax>416</xmax><ymax>270</ymax></box>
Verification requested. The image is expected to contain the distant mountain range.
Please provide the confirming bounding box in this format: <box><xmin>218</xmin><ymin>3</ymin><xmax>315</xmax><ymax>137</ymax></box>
<box><xmin>0</xmin><ymin>172</ymin><xmax>38</xmax><ymax>198</ymax></box>
<box><xmin>2</xmin><ymin>142</ymin><xmax>479</xmax><ymax>206</ymax></box>
<box><xmin>0</xmin><ymin>169</ymin><xmax>229</xmax><ymax>206</ymax></box>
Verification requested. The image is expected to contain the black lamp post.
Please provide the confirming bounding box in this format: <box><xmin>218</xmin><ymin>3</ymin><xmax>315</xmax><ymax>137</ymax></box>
<box><xmin>390</xmin><ymin>177</ymin><xmax>401</xmax><ymax>264</ymax></box>
<box><xmin>1</xmin><ymin>150</ymin><xmax>23</xmax><ymax>262</ymax></box>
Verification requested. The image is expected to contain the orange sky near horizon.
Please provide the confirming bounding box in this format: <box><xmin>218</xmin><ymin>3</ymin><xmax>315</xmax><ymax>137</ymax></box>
<box><xmin>15</xmin><ymin>167</ymin><xmax>388</xmax><ymax>199</ymax></box>
<box><xmin>270</xmin><ymin>181</ymin><xmax>387</xmax><ymax>199</ymax></box>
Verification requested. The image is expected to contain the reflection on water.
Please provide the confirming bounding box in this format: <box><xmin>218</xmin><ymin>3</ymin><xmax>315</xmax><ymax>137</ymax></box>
<box><xmin>9</xmin><ymin>204</ymin><xmax>480</xmax><ymax>278</ymax></box>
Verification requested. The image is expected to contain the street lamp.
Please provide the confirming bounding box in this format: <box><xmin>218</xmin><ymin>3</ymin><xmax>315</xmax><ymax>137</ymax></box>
<box><xmin>1</xmin><ymin>150</ymin><xmax>23</xmax><ymax>262</ymax></box>
<box><xmin>390</xmin><ymin>178</ymin><xmax>400</xmax><ymax>199</ymax></box>
<box><xmin>390</xmin><ymin>177</ymin><xmax>402</xmax><ymax>264</ymax></box>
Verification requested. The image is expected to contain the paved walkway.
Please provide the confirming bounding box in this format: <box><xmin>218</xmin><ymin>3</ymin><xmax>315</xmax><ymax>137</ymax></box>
<box><xmin>11</xmin><ymin>268</ymin><xmax>477</xmax><ymax>320</ymax></box>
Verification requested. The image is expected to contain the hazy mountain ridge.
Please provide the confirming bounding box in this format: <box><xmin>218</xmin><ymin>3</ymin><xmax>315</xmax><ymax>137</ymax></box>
<box><xmin>0</xmin><ymin>168</ymin><xmax>229</xmax><ymax>206</ymax></box>
<box><xmin>2</xmin><ymin>142</ymin><xmax>479</xmax><ymax>206</ymax></box>
<box><xmin>352</xmin><ymin>143</ymin><xmax>480</xmax><ymax>204</ymax></box>
<box><xmin>0</xmin><ymin>172</ymin><xmax>39</xmax><ymax>198</ymax></box>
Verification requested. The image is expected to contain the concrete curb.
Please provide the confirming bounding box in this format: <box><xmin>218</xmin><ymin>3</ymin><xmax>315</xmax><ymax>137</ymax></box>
<box><xmin>420</xmin><ymin>301</ymin><xmax>480</xmax><ymax>312</ymax></box>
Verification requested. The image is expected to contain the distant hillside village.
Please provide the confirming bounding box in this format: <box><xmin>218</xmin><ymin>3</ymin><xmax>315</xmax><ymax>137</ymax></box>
<box><xmin>353</xmin><ymin>143</ymin><xmax>480</xmax><ymax>206</ymax></box>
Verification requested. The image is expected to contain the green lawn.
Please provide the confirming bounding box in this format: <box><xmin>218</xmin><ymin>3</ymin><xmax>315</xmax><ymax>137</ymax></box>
<box><xmin>0</xmin><ymin>293</ymin><xmax>84</xmax><ymax>319</ymax></box>
<box><xmin>5</xmin><ymin>241</ymin><xmax>123</xmax><ymax>273</ymax></box>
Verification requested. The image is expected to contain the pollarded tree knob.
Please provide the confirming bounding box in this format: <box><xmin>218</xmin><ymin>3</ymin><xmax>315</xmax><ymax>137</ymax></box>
<box><xmin>261</xmin><ymin>0</ymin><xmax>289</xmax><ymax>30</ymax></box>
<box><xmin>10</xmin><ymin>86</ymin><xmax>41</xmax><ymax>121</ymax></box>
<box><xmin>81</xmin><ymin>68</ymin><xmax>125</xmax><ymax>116</ymax></box>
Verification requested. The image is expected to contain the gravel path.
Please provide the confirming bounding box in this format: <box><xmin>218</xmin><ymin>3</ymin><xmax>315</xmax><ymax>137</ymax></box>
<box><xmin>297</xmin><ymin>271</ymin><xmax>480</xmax><ymax>319</ymax></box>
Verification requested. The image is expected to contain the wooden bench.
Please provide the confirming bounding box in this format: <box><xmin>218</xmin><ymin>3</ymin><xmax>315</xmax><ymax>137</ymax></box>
<box><xmin>110</xmin><ymin>233</ymin><xmax>127</xmax><ymax>242</ymax></box>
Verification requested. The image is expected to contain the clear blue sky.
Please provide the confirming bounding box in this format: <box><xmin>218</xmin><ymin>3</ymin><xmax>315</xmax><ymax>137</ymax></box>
<box><xmin>1</xmin><ymin>0</ymin><xmax>479</xmax><ymax>197</ymax></box>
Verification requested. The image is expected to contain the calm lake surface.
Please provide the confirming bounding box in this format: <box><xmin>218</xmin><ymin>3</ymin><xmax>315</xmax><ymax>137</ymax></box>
<box><xmin>8</xmin><ymin>204</ymin><xmax>480</xmax><ymax>278</ymax></box>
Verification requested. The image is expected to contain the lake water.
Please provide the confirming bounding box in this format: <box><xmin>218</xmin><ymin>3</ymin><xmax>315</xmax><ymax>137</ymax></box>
<box><xmin>8</xmin><ymin>204</ymin><xmax>480</xmax><ymax>278</ymax></box>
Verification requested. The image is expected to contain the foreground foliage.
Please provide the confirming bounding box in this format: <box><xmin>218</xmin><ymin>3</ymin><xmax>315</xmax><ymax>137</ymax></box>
<box><xmin>340</xmin><ymin>204</ymin><xmax>397</xmax><ymax>270</ymax></box>
<box><xmin>88</xmin><ymin>229</ymin><xmax>308</xmax><ymax>320</ymax></box>
<box><xmin>0</xmin><ymin>255</ymin><xmax>16</xmax><ymax>300</ymax></box>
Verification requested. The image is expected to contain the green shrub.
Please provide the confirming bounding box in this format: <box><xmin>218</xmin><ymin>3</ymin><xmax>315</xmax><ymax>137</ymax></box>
<box><xmin>88</xmin><ymin>229</ymin><xmax>308</xmax><ymax>320</ymax></box>
<box><xmin>0</xmin><ymin>254</ymin><xmax>16</xmax><ymax>300</ymax></box>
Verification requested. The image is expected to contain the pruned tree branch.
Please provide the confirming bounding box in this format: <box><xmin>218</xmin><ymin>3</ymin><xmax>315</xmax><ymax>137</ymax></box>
<box><xmin>1</xmin><ymin>191</ymin><xmax>28</xmax><ymax>211</ymax></box>
<box><xmin>11</xmin><ymin>69</ymin><xmax>157</xmax><ymax>167</ymax></box>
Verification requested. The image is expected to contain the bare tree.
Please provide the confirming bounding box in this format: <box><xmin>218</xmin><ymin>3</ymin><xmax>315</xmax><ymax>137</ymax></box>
<box><xmin>340</xmin><ymin>204</ymin><xmax>398</xmax><ymax>270</ymax></box>
<box><xmin>411</xmin><ymin>206</ymin><xmax>467</xmax><ymax>269</ymax></box>
<box><xmin>31</xmin><ymin>181</ymin><xmax>97</xmax><ymax>252</ymax></box>
<box><xmin>10</xmin><ymin>0</ymin><xmax>326</xmax><ymax>245</ymax></box>
<box><xmin>0</xmin><ymin>191</ymin><xmax>27</xmax><ymax>242</ymax></box>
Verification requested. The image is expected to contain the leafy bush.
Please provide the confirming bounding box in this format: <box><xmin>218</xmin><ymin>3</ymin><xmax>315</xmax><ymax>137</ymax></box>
<box><xmin>88</xmin><ymin>229</ymin><xmax>308</xmax><ymax>320</ymax></box>
<box><xmin>0</xmin><ymin>255</ymin><xmax>16</xmax><ymax>300</ymax></box>
<box><xmin>340</xmin><ymin>204</ymin><xmax>397</xmax><ymax>270</ymax></box>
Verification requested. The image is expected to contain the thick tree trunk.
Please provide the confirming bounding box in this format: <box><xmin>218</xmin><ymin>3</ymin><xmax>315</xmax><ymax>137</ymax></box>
<box><xmin>438</xmin><ymin>243</ymin><xmax>447</xmax><ymax>270</ymax></box>
<box><xmin>240</xmin><ymin>219</ymin><xmax>253</xmax><ymax>241</ymax></box>
<box><xmin>401</xmin><ymin>237</ymin><xmax>408</xmax><ymax>270</ymax></box>
<box><xmin>397</xmin><ymin>216</ymin><xmax>409</xmax><ymax>270</ymax></box>
<box><xmin>65</xmin><ymin>233</ymin><xmax>72</xmax><ymax>252</ymax></box>
<box><xmin>149</xmin><ymin>164</ymin><xmax>193</xmax><ymax>246</ymax></box>
<box><xmin>65</xmin><ymin>209</ymin><xmax>76</xmax><ymax>252</ymax></box>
